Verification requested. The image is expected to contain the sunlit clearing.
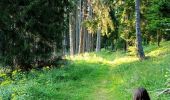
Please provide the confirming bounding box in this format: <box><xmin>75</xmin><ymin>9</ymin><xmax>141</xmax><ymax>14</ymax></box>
<box><xmin>109</xmin><ymin>56</ymin><xmax>138</xmax><ymax>66</ymax></box>
<box><xmin>66</xmin><ymin>52</ymin><xmax>138</xmax><ymax>68</ymax></box>
<box><xmin>148</xmin><ymin>47</ymin><xmax>169</xmax><ymax>57</ymax></box>
<box><xmin>67</xmin><ymin>52</ymin><xmax>108</xmax><ymax>63</ymax></box>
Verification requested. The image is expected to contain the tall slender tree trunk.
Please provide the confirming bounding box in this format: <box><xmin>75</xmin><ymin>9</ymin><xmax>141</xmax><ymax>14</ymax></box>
<box><xmin>124</xmin><ymin>40</ymin><xmax>128</xmax><ymax>52</ymax></box>
<box><xmin>92</xmin><ymin>34</ymin><xmax>94</xmax><ymax>51</ymax></box>
<box><xmin>157</xmin><ymin>29</ymin><xmax>161</xmax><ymax>47</ymax></box>
<box><xmin>86</xmin><ymin>31</ymin><xmax>90</xmax><ymax>52</ymax></box>
<box><xmin>62</xmin><ymin>7</ymin><xmax>67</xmax><ymax>56</ymax></box>
<box><xmin>88</xmin><ymin>0</ymin><xmax>93</xmax><ymax>52</ymax></box>
<box><xmin>75</xmin><ymin>0</ymin><xmax>81</xmax><ymax>54</ymax></box>
<box><xmin>111</xmin><ymin>39</ymin><xmax>114</xmax><ymax>51</ymax></box>
<box><xmin>96</xmin><ymin>26</ymin><xmax>101</xmax><ymax>52</ymax></box>
<box><xmin>135</xmin><ymin>0</ymin><xmax>145</xmax><ymax>59</ymax></box>
<box><xmin>62</xmin><ymin>29</ymin><xmax>67</xmax><ymax>55</ymax></box>
<box><xmin>75</xmin><ymin>4</ymin><xmax>79</xmax><ymax>54</ymax></box>
<box><xmin>79</xmin><ymin>0</ymin><xmax>85</xmax><ymax>54</ymax></box>
<box><xmin>69</xmin><ymin>13</ymin><xmax>74</xmax><ymax>56</ymax></box>
<box><xmin>83</xmin><ymin>28</ymin><xmax>87</xmax><ymax>52</ymax></box>
<box><xmin>79</xmin><ymin>28</ymin><xmax>84</xmax><ymax>54</ymax></box>
<box><xmin>79</xmin><ymin>26</ymin><xmax>84</xmax><ymax>53</ymax></box>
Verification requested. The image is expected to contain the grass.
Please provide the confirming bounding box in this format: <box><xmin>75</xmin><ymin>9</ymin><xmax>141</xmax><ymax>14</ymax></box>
<box><xmin>0</xmin><ymin>41</ymin><xmax>170</xmax><ymax>100</ymax></box>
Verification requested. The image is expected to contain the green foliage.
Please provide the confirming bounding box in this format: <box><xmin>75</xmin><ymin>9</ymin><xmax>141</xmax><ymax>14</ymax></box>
<box><xmin>83</xmin><ymin>19</ymin><xmax>98</xmax><ymax>33</ymax></box>
<box><xmin>83</xmin><ymin>0</ymin><xmax>114</xmax><ymax>35</ymax></box>
<box><xmin>1</xmin><ymin>41</ymin><xmax>170</xmax><ymax>100</ymax></box>
<box><xmin>0</xmin><ymin>0</ymin><xmax>170</xmax><ymax>99</ymax></box>
<box><xmin>0</xmin><ymin>0</ymin><xmax>71</xmax><ymax>70</ymax></box>
<box><xmin>104</xmin><ymin>0</ymin><xmax>170</xmax><ymax>50</ymax></box>
<box><xmin>144</xmin><ymin>0</ymin><xmax>170</xmax><ymax>41</ymax></box>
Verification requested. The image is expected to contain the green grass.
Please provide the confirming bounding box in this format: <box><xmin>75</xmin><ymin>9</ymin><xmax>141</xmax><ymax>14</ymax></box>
<box><xmin>0</xmin><ymin>41</ymin><xmax>170</xmax><ymax>100</ymax></box>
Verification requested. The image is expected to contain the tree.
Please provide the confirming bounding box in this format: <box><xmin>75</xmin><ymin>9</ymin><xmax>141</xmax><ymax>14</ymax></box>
<box><xmin>0</xmin><ymin>0</ymin><xmax>71</xmax><ymax>70</ymax></box>
<box><xmin>135</xmin><ymin>0</ymin><xmax>145</xmax><ymax>59</ymax></box>
<box><xmin>96</xmin><ymin>26</ymin><xmax>101</xmax><ymax>52</ymax></box>
<box><xmin>144</xmin><ymin>0</ymin><xmax>170</xmax><ymax>46</ymax></box>
<box><xmin>75</xmin><ymin>0</ymin><xmax>82</xmax><ymax>54</ymax></box>
<box><xmin>69</xmin><ymin>13</ymin><xmax>74</xmax><ymax>56</ymax></box>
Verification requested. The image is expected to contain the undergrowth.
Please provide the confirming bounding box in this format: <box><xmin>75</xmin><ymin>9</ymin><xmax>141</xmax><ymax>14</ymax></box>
<box><xmin>0</xmin><ymin>41</ymin><xmax>170</xmax><ymax>100</ymax></box>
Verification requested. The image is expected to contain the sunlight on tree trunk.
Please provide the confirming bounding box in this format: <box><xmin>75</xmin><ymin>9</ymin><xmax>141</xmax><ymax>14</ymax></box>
<box><xmin>96</xmin><ymin>26</ymin><xmax>101</xmax><ymax>52</ymax></box>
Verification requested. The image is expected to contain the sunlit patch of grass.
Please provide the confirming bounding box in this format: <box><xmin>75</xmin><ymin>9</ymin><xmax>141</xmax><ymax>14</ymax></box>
<box><xmin>68</xmin><ymin>51</ymin><xmax>138</xmax><ymax>68</ymax></box>
<box><xmin>109</xmin><ymin>56</ymin><xmax>138</xmax><ymax>66</ymax></box>
<box><xmin>68</xmin><ymin>52</ymin><xmax>106</xmax><ymax>63</ymax></box>
<box><xmin>147</xmin><ymin>44</ymin><xmax>170</xmax><ymax>57</ymax></box>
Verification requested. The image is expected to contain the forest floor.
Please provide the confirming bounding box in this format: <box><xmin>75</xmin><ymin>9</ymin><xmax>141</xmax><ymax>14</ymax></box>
<box><xmin>0</xmin><ymin>41</ymin><xmax>170</xmax><ymax>100</ymax></box>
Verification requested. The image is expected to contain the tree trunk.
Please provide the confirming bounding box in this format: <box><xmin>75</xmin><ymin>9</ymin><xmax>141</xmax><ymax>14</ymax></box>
<box><xmin>124</xmin><ymin>40</ymin><xmax>128</xmax><ymax>52</ymax></box>
<box><xmin>62</xmin><ymin>7</ymin><xmax>67</xmax><ymax>56</ymax></box>
<box><xmin>79</xmin><ymin>24</ymin><xmax>84</xmax><ymax>54</ymax></box>
<box><xmin>75</xmin><ymin>0</ymin><xmax>81</xmax><ymax>54</ymax></box>
<box><xmin>157</xmin><ymin>29</ymin><xmax>161</xmax><ymax>47</ymax></box>
<box><xmin>69</xmin><ymin>13</ymin><xmax>74</xmax><ymax>56</ymax></box>
<box><xmin>79</xmin><ymin>0</ymin><xmax>86</xmax><ymax>54</ymax></box>
<box><xmin>83</xmin><ymin>28</ymin><xmax>87</xmax><ymax>52</ymax></box>
<box><xmin>86</xmin><ymin>31</ymin><xmax>90</xmax><ymax>52</ymax></box>
<box><xmin>135</xmin><ymin>0</ymin><xmax>145</xmax><ymax>59</ymax></box>
<box><xmin>62</xmin><ymin>30</ymin><xmax>67</xmax><ymax>56</ymax></box>
<box><xmin>90</xmin><ymin>33</ymin><xmax>94</xmax><ymax>51</ymax></box>
<box><xmin>96</xmin><ymin>26</ymin><xmax>101</xmax><ymax>52</ymax></box>
<box><xmin>88</xmin><ymin>1</ymin><xmax>93</xmax><ymax>52</ymax></box>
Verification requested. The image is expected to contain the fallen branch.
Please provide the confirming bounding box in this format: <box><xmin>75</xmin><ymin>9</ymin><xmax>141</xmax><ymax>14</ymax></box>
<box><xmin>157</xmin><ymin>88</ymin><xmax>170</xmax><ymax>96</ymax></box>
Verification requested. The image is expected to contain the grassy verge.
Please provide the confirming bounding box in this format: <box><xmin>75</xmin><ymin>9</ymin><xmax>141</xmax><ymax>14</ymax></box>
<box><xmin>0</xmin><ymin>41</ymin><xmax>170</xmax><ymax>100</ymax></box>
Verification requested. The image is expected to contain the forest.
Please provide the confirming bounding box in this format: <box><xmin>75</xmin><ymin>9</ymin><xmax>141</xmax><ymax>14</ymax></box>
<box><xmin>0</xmin><ymin>0</ymin><xmax>170</xmax><ymax>99</ymax></box>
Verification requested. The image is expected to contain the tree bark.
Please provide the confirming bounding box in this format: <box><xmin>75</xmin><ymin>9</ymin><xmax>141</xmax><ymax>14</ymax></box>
<box><xmin>79</xmin><ymin>0</ymin><xmax>87</xmax><ymax>54</ymax></box>
<box><xmin>62</xmin><ymin>29</ymin><xmax>67</xmax><ymax>56</ymax></box>
<box><xmin>69</xmin><ymin>13</ymin><xmax>74</xmax><ymax>56</ymax></box>
<box><xmin>86</xmin><ymin>31</ymin><xmax>90</xmax><ymax>52</ymax></box>
<box><xmin>135</xmin><ymin>0</ymin><xmax>145</xmax><ymax>59</ymax></box>
<box><xmin>75</xmin><ymin>0</ymin><xmax>81</xmax><ymax>54</ymax></box>
<box><xmin>79</xmin><ymin>1</ymin><xmax>84</xmax><ymax>54</ymax></box>
<box><xmin>79</xmin><ymin>28</ymin><xmax>85</xmax><ymax>54</ymax></box>
<box><xmin>157</xmin><ymin>29</ymin><xmax>161</xmax><ymax>47</ymax></box>
<box><xmin>88</xmin><ymin>0</ymin><xmax>93</xmax><ymax>52</ymax></box>
<box><xmin>62</xmin><ymin>6</ymin><xmax>67</xmax><ymax>56</ymax></box>
<box><xmin>124</xmin><ymin>40</ymin><xmax>128</xmax><ymax>52</ymax></box>
<box><xmin>96</xmin><ymin>26</ymin><xmax>101</xmax><ymax>52</ymax></box>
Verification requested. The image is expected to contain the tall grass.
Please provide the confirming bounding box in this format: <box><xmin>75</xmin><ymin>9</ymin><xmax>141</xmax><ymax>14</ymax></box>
<box><xmin>0</xmin><ymin>41</ymin><xmax>170</xmax><ymax>100</ymax></box>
